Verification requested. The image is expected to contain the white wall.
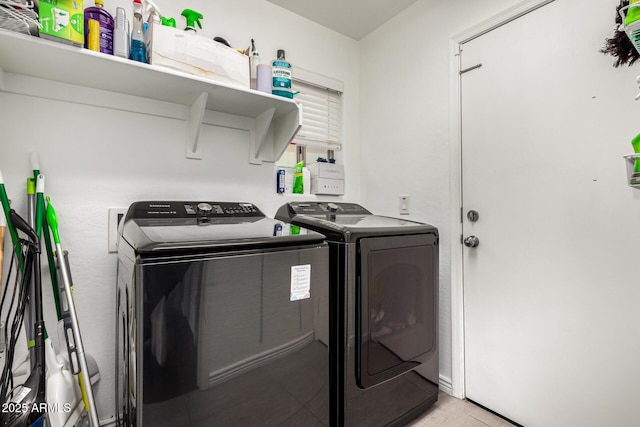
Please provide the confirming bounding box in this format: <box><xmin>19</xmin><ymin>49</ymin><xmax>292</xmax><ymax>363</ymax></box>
<box><xmin>0</xmin><ymin>0</ymin><xmax>359</xmax><ymax>420</ymax></box>
<box><xmin>359</xmin><ymin>0</ymin><xmax>524</xmax><ymax>389</ymax></box>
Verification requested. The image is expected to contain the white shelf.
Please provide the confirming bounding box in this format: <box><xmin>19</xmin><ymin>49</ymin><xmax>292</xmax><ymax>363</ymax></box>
<box><xmin>0</xmin><ymin>29</ymin><xmax>301</xmax><ymax>164</ymax></box>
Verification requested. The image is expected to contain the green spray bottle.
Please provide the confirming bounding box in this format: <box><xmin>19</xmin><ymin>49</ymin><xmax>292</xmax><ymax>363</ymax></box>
<box><xmin>181</xmin><ymin>9</ymin><xmax>203</xmax><ymax>32</ymax></box>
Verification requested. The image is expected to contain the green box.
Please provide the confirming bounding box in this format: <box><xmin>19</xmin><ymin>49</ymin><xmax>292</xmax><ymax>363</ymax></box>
<box><xmin>39</xmin><ymin>0</ymin><xmax>84</xmax><ymax>46</ymax></box>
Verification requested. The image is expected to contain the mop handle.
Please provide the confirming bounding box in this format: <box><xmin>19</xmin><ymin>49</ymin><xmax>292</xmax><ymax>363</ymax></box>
<box><xmin>46</xmin><ymin>200</ymin><xmax>100</xmax><ymax>427</ymax></box>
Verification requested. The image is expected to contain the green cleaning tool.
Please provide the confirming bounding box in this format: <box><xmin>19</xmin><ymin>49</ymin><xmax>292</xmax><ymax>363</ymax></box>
<box><xmin>181</xmin><ymin>8</ymin><xmax>202</xmax><ymax>32</ymax></box>
<box><xmin>30</xmin><ymin>153</ymin><xmax>62</xmax><ymax>320</ymax></box>
<box><xmin>46</xmin><ymin>198</ymin><xmax>100</xmax><ymax>427</ymax></box>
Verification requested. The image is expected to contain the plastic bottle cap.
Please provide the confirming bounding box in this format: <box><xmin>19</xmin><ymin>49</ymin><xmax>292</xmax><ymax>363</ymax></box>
<box><xmin>95</xmin><ymin>0</ymin><xmax>104</xmax><ymax>7</ymax></box>
<box><xmin>277</xmin><ymin>49</ymin><xmax>285</xmax><ymax>60</ymax></box>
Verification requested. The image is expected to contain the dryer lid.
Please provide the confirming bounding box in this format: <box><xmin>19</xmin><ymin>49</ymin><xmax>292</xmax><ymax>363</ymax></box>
<box><xmin>275</xmin><ymin>202</ymin><xmax>438</xmax><ymax>242</ymax></box>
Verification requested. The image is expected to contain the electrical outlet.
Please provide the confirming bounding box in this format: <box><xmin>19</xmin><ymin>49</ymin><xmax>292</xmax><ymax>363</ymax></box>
<box><xmin>399</xmin><ymin>195</ymin><xmax>410</xmax><ymax>215</ymax></box>
<box><xmin>108</xmin><ymin>207</ymin><xmax>127</xmax><ymax>253</ymax></box>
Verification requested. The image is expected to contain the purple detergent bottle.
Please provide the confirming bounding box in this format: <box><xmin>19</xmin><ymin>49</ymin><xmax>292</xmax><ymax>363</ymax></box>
<box><xmin>84</xmin><ymin>0</ymin><xmax>114</xmax><ymax>55</ymax></box>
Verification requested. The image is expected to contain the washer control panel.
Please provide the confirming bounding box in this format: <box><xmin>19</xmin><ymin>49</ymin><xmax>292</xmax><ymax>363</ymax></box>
<box><xmin>128</xmin><ymin>201</ymin><xmax>263</xmax><ymax>219</ymax></box>
<box><xmin>286</xmin><ymin>202</ymin><xmax>371</xmax><ymax>215</ymax></box>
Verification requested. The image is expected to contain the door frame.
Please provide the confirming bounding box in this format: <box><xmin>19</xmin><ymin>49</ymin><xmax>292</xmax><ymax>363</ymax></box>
<box><xmin>447</xmin><ymin>0</ymin><xmax>555</xmax><ymax>400</ymax></box>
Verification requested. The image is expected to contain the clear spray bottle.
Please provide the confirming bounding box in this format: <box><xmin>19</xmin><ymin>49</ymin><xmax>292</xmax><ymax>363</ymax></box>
<box><xmin>129</xmin><ymin>0</ymin><xmax>146</xmax><ymax>63</ymax></box>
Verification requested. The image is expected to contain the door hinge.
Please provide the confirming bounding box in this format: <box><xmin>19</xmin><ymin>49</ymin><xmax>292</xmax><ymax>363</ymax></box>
<box><xmin>460</xmin><ymin>63</ymin><xmax>482</xmax><ymax>75</ymax></box>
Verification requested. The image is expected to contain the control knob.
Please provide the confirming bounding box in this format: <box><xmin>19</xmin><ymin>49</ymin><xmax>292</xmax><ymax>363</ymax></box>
<box><xmin>327</xmin><ymin>202</ymin><xmax>339</xmax><ymax>212</ymax></box>
<box><xmin>197</xmin><ymin>202</ymin><xmax>213</xmax><ymax>215</ymax></box>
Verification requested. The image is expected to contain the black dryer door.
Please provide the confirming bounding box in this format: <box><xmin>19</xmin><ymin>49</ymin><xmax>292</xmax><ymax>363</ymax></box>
<box><xmin>355</xmin><ymin>233</ymin><xmax>438</xmax><ymax>389</ymax></box>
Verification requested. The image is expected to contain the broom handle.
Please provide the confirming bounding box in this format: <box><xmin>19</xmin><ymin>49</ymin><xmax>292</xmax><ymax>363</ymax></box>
<box><xmin>47</xmin><ymin>199</ymin><xmax>99</xmax><ymax>427</ymax></box>
<box><xmin>55</xmin><ymin>242</ymin><xmax>99</xmax><ymax>427</ymax></box>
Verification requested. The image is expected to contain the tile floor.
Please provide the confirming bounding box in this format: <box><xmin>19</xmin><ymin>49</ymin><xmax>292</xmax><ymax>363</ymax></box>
<box><xmin>409</xmin><ymin>392</ymin><xmax>516</xmax><ymax>427</ymax></box>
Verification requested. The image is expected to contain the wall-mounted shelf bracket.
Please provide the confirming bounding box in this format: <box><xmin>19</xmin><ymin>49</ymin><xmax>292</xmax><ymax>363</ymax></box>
<box><xmin>272</xmin><ymin>107</ymin><xmax>302</xmax><ymax>160</ymax></box>
<box><xmin>249</xmin><ymin>108</ymin><xmax>276</xmax><ymax>165</ymax></box>
<box><xmin>186</xmin><ymin>92</ymin><xmax>209</xmax><ymax>159</ymax></box>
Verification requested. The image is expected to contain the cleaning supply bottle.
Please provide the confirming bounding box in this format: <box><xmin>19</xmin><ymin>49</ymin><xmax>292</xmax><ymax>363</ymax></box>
<box><xmin>293</xmin><ymin>160</ymin><xmax>304</xmax><ymax>194</ymax></box>
<box><xmin>250</xmin><ymin>38</ymin><xmax>261</xmax><ymax>90</ymax></box>
<box><xmin>627</xmin><ymin>0</ymin><xmax>640</xmax><ymax>26</ymax></box>
<box><xmin>84</xmin><ymin>0</ymin><xmax>114</xmax><ymax>55</ymax></box>
<box><xmin>272</xmin><ymin>49</ymin><xmax>293</xmax><ymax>99</ymax></box>
<box><xmin>129</xmin><ymin>0</ymin><xmax>146</xmax><ymax>63</ymax></box>
<box><xmin>181</xmin><ymin>9</ymin><xmax>203</xmax><ymax>32</ymax></box>
<box><xmin>113</xmin><ymin>7</ymin><xmax>129</xmax><ymax>59</ymax></box>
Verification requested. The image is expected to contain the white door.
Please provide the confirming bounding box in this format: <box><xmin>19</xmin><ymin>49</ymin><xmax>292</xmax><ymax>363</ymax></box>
<box><xmin>461</xmin><ymin>1</ymin><xmax>640</xmax><ymax>426</ymax></box>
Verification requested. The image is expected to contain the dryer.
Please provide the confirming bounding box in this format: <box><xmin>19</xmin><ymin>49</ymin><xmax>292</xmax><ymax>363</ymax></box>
<box><xmin>276</xmin><ymin>201</ymin><xmax>439</xmax><ymax>426</ymax></box>
<box><xmin>116</xmin><ymin>201</ymin><xmax>330</xmax><ymax>426</ymax></box>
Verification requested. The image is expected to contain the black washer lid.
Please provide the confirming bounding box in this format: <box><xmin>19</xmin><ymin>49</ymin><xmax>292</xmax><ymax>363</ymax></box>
<box><xmin>121</xmin><ymin>201</ymin><xmax>325</xmax><ymax>253</ymax></box>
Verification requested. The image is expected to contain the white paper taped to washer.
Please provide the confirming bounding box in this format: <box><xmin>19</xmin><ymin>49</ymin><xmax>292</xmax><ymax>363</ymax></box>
<box><xmin>290</xmin><ymin>264</ymin><xmax>311</xmax><ymax>301</ymax></box>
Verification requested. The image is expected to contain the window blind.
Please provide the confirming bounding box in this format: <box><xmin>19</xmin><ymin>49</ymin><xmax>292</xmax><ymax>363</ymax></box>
<box><xmin>292</xmin><ymin>79</ymin><xmax>342</xmax><ymax>151</ymax></box>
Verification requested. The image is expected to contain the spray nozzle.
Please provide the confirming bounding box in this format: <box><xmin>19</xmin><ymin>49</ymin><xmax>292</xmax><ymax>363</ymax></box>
<box><xmin>144</xmin><ymin>0</ymin><xmax>163</xmax><ymax>23</ymax></box>
<box><xmin>181</xmin><ymin>8</ymin><xmax>203</xmax><ymax>32</ymax></box>
<box><xmin>162</xmin><ymin>16</ymin><xmax>176</xmax><ymax>27</ymax></box>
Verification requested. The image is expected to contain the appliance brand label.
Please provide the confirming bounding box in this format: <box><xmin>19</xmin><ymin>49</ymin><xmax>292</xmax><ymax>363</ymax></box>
<box><xmin>290</xmin><ymin>264</ymin><xmax>311</xmax><ymax>301</ymax></box>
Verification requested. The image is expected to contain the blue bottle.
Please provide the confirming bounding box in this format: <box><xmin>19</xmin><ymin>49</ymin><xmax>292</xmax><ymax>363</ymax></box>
<box><xmin>272</xmin><ymin>49</ymin><xmax>292</xmax><ymax>99</ymax></box>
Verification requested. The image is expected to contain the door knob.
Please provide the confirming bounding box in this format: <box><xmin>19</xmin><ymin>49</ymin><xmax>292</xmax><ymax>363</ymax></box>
<box><xmin>463</xmin><ymin>236</ymin><xmax>480</xmax><ymax>248</ymax></box>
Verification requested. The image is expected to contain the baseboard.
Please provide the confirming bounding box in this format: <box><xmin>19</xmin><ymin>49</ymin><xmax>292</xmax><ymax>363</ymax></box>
<box><xmin>439</xmin><ymin>374</ymin><xmax>453</xmax><ymax>395</ymax></box>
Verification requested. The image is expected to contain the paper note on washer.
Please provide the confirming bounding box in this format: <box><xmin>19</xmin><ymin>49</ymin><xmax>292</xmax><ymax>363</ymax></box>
<box><xmin>290</xmin><ymin>264</ymin><xmax>311</xmax><ymax>301</ymax></box>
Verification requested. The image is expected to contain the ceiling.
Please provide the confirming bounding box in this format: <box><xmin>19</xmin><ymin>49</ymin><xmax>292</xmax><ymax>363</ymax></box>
<box><xmin>266</xmin><ymin>0</ymin><xmax>420</xmax><ymax>40</ymax></box>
